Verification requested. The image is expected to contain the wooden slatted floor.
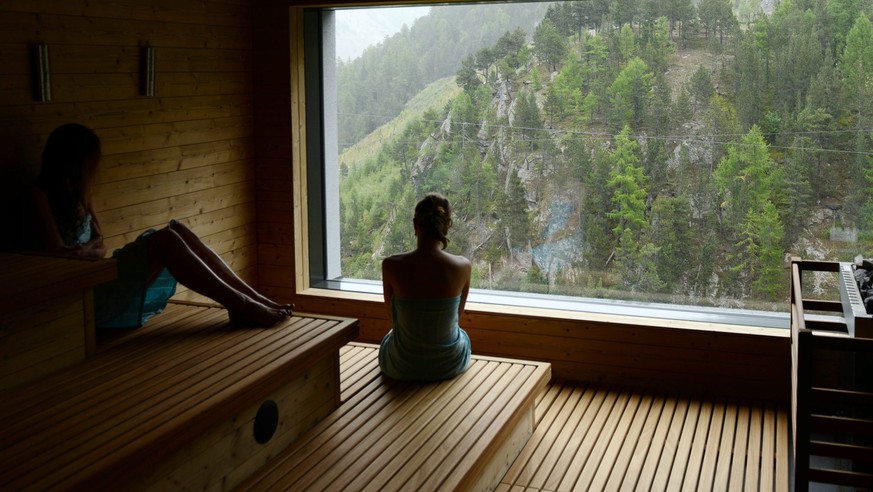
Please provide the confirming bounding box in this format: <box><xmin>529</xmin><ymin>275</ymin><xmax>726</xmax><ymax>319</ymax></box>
<box><xmin>339</xmin><ymin>347</ymin><xmax>791</xmax><ymax>492</ymax></box>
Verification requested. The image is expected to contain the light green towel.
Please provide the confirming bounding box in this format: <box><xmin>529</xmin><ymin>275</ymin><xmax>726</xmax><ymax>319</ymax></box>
<box><xmin>379</xmin><ymin>296</ymin><xmax>471</xmax><ymax>382</ymax></box>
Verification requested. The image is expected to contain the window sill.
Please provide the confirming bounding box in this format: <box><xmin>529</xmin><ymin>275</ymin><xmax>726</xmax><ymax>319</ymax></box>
<box><xmin>301</xmin><ymin>278</ymin><xmax>790</xmax><ymax>338</ymax></box>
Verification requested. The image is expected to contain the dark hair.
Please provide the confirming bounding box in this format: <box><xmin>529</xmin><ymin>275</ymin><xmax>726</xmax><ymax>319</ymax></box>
<box><xmin>414</xmin><ymin>192</ymin><xmax>452</xmax><ymax>249</ymax></box>
<box><xmin>38</xmin><ymin>123</ymin><xmax>101</xmax><ymax>229</ymax></box>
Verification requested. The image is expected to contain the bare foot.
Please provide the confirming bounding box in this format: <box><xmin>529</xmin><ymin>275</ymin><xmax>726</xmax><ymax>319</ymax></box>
<box><xmin>253</xmin><ymin>294</ymin><xmax>294</xmax><ymax>313</ymax></box>
<box><xmin>229</xmin><ymin>299</ymin><xmax>289</xmax><ymax>327</ymax></box>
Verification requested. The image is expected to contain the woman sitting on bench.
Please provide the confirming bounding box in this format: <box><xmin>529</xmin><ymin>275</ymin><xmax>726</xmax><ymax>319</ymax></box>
<box><xmin>26</xmin><ymin>123</ymin><xmax>292</xmax><ymax>328</ymax></box>
<box><xmin>379</xmin><ymin>192</ymin><xmax>472</xmax><ymax>381</ymax></box>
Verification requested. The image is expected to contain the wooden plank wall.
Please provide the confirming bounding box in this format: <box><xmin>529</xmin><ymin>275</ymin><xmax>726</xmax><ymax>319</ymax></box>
<box><xmin>0</xmin><ymin>0</ymin><xmax>257</xmax><ymax>303</ymax></box>
<box><xmin>292</xmin><ymin>293</ymin><xmax>791</xmax><ymax>402</ymax></box>
<box><xmin>252</xmin><ymin>0</ymin><xmax>296</xmax><ymax>303</ymax></box>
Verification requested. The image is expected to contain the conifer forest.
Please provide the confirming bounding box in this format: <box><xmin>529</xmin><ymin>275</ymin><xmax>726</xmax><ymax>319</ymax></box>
<box><xmin>334</xmin><ymin>0</ymin><xmax>873</xmax><ymax>313</ymax></box>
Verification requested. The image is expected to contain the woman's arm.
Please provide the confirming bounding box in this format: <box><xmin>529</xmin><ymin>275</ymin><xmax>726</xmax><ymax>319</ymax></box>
<box><xmin>83</xmin><ymin>204</ymin><xmax>106</xmax><ymax>258</ymax></box>
<box><xmin>458</xmin><ymin>259</ymin><xmax>471</xmax><ymax>317</ymax></box>
<box><xmin>30</xmin><ymin>187</ymin><xmax>105</xmax><ymax>259</ymax></box>
<box><xmin>382</xmin><ymin>258</ymin><xmax>396</xmax><ymax>319</ymax></box>
<box><xmin>31</xmin><ymin>186</ymin><xmax>67</xmax><ymax>253</ymax></box>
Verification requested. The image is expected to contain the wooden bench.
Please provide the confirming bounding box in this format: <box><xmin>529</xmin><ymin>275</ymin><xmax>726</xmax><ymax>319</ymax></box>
<box><xmin>236</xmin><ymin>342</ymin><xmax>552</xmax><ymax>491</ymax></box>
<box><xmin>0</xmin><ymin>302</ymin><xmax>358</xmax><ymax>490</ymax></box>
<box><xmin>0</xmin><ymin>252</ymin><xmax>116</xmax><ymax>390</ymax></box>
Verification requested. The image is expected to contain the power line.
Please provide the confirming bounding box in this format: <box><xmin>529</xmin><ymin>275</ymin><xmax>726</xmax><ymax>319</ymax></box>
<box><xmin>341</xmin><ymin>130</ymin><xmax>873</xmax><ymax>157</ymax></box>
<box><xmin>338</xmin><ymin>113</ymin><xmax>873</xmax><ymax>156</ymax></box>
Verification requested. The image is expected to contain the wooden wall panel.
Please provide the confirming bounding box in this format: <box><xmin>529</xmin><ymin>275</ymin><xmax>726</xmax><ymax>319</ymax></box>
<box><xmin>252</xmin><ymin>0</ymin><xmax>295</xmax><ymax>302</ymax></box>
<box><xmin>0</xmin><ymin>293</ymin><xmax>86</xmax><ymax>391</ymax></box>
<box><xmin>0</xmin><ymin>1</ymin><xmax>257</xmax><ymax>307</ymax></box>
<box><xmin>292</xmin><ymin>293</ymin><xmax>791</xmax><ymax>402</ymax></box>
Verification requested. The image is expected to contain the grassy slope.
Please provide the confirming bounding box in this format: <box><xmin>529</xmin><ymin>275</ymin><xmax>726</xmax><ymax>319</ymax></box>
<box><xmin>338</xmin><ymin>76</ymin><xmax>462</xmax><ymax>170</ymax></box>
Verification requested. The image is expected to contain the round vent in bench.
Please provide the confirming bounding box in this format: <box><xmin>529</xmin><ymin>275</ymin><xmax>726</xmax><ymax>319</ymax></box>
<box><xmin>253</xmin><ymin>400</ymin><xmax>279</xmax><ymax>444</ymax></box>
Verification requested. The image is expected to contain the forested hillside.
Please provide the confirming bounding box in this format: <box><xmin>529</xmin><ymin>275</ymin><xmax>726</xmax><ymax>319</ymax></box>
<box><xmin>338</xmin><ymin>0</ymin><xmax>873</xmax><ymax>313</ymax></box>
<box><xmin>337</xmin><ymin>3</ymin><xmax>549</xmax><ymax>148</ymax></box>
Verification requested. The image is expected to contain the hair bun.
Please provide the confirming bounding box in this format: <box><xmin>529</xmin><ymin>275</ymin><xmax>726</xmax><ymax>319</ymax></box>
<box><xmin>414</xmin><ymin>193</ymin><xmax>453</xmax><ymax>249</ymax></box>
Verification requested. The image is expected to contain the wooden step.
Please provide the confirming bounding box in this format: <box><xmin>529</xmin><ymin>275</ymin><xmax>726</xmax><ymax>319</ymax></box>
<box><xmin>0</xmin><ymin>303</ymin><xmax>358</xmax><ymax>490</ymax></box>
<box><xmin>236</xmin><ymin>342</ymin><xmax>551</xmax><ymax>491</ymax></box>
<box><xmin>0</xmin><ymin>252</ymin><xmax>116</xmax><ymax>390</ymax></box>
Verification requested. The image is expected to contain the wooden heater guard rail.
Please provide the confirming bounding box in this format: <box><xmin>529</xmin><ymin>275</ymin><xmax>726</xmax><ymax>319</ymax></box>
<box><xmin>789</xmin><ymin>257</ymin><xmax>873</xmax><ymax>490</ymax></box>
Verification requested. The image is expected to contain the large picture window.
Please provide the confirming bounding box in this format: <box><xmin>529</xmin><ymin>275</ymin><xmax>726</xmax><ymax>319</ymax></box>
<box><xmin>303</xmin><ymin>1</ymin><xmax>873</xmax><ymax>328</ymax></box>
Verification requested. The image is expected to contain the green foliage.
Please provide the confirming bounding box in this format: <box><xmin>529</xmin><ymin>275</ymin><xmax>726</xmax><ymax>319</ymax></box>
<box><xmin>646</xmin><ymin>194</ymin><xmax>693</xmax><ymax>287</ymax></box>
<box><xmin>607</xmin><ymin>126</ymin><xmax>649</xmax><ymax>243</ymax></box>
<box><xmin>583</xmin><ymin>147</ymin><xmax>616</xmax><ymax>268</ymax></box>
<box><xmin>841</xmin><ymin>13</ymin><xmax>873</xmax><ymax>124</ymax></box>
<box><xmin>827</xmin><ymin>0</ymin><xmax>865</xmax><ymax>55</ymax></box>
<box><xmin>337</xmin><ymin>0</ymin><xmax>873</xmax><ymax>309</ymax></box>
<box><xmin>456</xmin><ymin>55</ymin><xmax>480</xmax><ymax>94</ymax></box>
<box><xmin>514</xmin><ymin>91</ymin><xmax>545</xmax><ymax>150</ymax></box>
<box><xmin>762</xmin><ymin>111</ymin><xmax>782</xmax><ymax>144</ymax></box>
<box><xmin>640</xmin><ymin>17</ymin><xmax>675</xmax><ymax>73</ymax></box>
<box><xmin>608</xmin><ymin>57</ymin><xmax>653</xmax><ymax>132</ymax></box>
<box><xmin>673</xmin><ymin>86</ymin><xmax>693</xmax><ymax>127</ymax></box>
<box><xmin>533</xmin><ymin>19</ymin><xmax>568</xmax><ymax>72</ymax></box>
<box><xmin>501</xmin><ymin>168</ymin><xmax>532</xmax><ymax>250</ymax></box>
<box><xmin>698</xmin><ymin>0</ymin><xmax>737</xmax><ymax>43</ymax></box>
<box><xmin>612</xmin><ymin>0</ymin><xmax>639</xmax><ymax>28</ymax></box>
<box><xmin>690</xmin><ymin>65</ymin><xmax>715</xmax><ymax>105</ymax></box>
<box><xmin>338</xmin><ymin>3</ymin><xmax>548</xmax><ymax>149</ymax></box>
<box><xmin>618</xmin><ymin>25</ymin><xmax>636</xmax><ymax>62</ymax></box>
<box><xmin>859</xmin><ymin>139</ymin><xmax>873</xmax><ymax>247</ymax></box>
<box><xmin>736</xmin><ymin>201</ymin><xmax>786</xmax><ymax>301</ymax></box>
<box><xmin>496</xmin><ymin>28</ymin><xmax>528</xmax><ymax>70</ymax></box>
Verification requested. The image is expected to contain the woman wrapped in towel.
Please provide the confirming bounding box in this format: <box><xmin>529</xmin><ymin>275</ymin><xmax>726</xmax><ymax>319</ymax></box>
<box><xmin>379</xmin><ymin>192</ymin><xmax>472</xmax><ymax>382</ymax></box>
<box><xmin>26</xmin><ymin>123</ymin><xmax>292</xmax><ymax>329</ymax></box>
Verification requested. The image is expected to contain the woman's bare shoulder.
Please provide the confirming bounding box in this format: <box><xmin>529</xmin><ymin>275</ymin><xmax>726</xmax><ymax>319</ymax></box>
<box><xmin>383</xmin><ymin>251</ymin><xmax>414</xmax><ymax>262</ymax></box>
<box><xmin>443</xmin><ymin>251</ymin><xmax>471</xmax><ymax>269</ymax></box>
<box><xmin>382</xmin><ymin>251</ymin><xmax>414</xmax><ymax>269</ymax></box>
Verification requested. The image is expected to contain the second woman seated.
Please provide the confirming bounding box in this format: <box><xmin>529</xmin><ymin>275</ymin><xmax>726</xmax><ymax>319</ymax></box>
<box><xmin>378</xmin><ymin>192</ymin><xmax>472</xmax><ymax>382</ymax></box>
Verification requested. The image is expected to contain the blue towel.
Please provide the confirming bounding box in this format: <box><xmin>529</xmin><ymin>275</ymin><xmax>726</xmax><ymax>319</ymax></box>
<box><xmin>94</xmin><ymin>222</ymin><xmax>178</xmax><ymax>329</ymax></box>
<box><xmin>379</xmin><ymin>296</ymin><xmax>471</xmax><ymax>382</ymax></box>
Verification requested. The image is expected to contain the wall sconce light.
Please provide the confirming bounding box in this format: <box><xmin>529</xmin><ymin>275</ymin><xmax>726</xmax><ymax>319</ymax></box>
<box><xmin>30</xmin><ymin>43</ymin><xmax>51</xmax><ymax>102</ymax></box>
<box><xmin>141</xmin><ymin>46</ymin><xmax>155</xmax><ymax>97</ymax></box>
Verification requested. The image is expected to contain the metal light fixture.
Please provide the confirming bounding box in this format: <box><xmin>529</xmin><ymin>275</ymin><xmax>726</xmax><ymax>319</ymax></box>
<box><xmin>30</xmin><ymin>43</ymin><xmax>51</xmax><ymax>102</ymax></box>
<box><xmin>141</xmin><ymin>45</ymin><xmax>155</xmax><ymax>97</ymax></box>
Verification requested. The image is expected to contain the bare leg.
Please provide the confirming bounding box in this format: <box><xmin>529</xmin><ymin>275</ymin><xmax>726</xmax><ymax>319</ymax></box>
<box><xmin>167</xmin><ymin>222</ymin><xmax>293</xmax><ymax>311</ymax></box>
<box><xmin>145</xmin><ymin>228</ymin><xmax>288</xmax><ymax>327</ymax></box>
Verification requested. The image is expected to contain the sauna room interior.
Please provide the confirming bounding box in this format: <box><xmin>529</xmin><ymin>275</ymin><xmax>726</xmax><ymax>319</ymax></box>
<box><xmin>2</xmin><ymin>1</ymin><xmax>869</xmax><ymax>491</ymax></box>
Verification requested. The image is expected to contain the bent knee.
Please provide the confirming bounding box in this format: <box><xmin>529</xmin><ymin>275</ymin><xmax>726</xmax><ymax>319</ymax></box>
<box><xmin>146</xmin><ymin>227</ymin><xmax>185</xmax><ymax>253</ymax></box>
<box><xmin>167</xmin><ymin>220</ymin><xmax>191</xmax><ymax>235</ymax></box>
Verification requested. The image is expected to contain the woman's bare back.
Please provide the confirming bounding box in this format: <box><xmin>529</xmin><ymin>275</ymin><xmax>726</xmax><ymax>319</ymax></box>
<box><xmin>382</xmin><ymin>249</ymin><xmax>471</xmax><ymax>300</ymax></box>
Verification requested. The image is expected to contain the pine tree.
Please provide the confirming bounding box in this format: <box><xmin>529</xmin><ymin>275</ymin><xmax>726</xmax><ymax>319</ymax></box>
<box><xmin>533</xmin><ymin>19</ymin><xmax>567</xmax><ymax>72</ymax></box>
<box><xmin>713</xmin><ymin>125</ymin><xmax>776</xmax><ymax>238</ymax></box>
<box><xmin>514</xmin><ymin>90</ymin><xmax>544</xmax><ymax>150</ymax></box>
<box><xmin>456</xmin><ymin>55</ymin><xmax>480</xmax><ymax>94</ymax></box>
<box><xmin>646</xmin><ymin>194</ymin><xmax>693</xmax><ymax>288</ymax></box>
<box><xmin>583</xmin><ymin>147</ymin><xmax>616</xmax><ymax>269</ymax></box>
<box><xmin>690</xmin><ymin>65</ymin><xmax>715</xmax><ymax>108</ymax></box>
<box><xmin>736</xmin><ymin>201</ymin><xmax>785</xmax><ymax>301</ymax></box>
<box><xmin>500</xmin><ymin>169</ymin><xmax>532</xmax><ymax>251</ymax></box>
<box><xmin>607</xmin><ymin>126</ymin><xmax>649</xmax><ymax>249</ymax></box>
<box><xmin>840</xmin><ymin>13</ymin><xmax>873</xmax><ymax>204</ymax></box>
<box><xmin>608</xmin><ymin>57</ymin><xmax>653</xmax><ymax>132</ymax></box>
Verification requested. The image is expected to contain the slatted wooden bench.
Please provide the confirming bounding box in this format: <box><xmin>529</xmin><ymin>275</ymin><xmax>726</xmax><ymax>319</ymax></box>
<box><xmin>0</xmin><ymin>252</ymin><xmax>116</xmax><ymax>390</ymax></box>
<box><xmin>235</xmin><ymin>342</ymin><xmax>552</xmax><ymax>491</ymax></box>
<box><xmin>0</xmin><ymin>302</ymin><xmax>358</xmax><ymax>491</ymax></box>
